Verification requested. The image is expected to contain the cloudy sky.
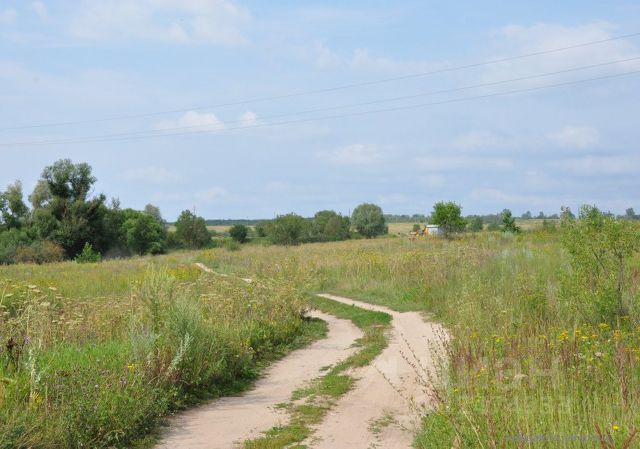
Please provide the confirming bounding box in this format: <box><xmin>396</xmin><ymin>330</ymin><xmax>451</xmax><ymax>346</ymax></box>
<box><xmin>1</xmin><ymin>1</ymin><xmax>639</xmax><ymax>219</ymax></box>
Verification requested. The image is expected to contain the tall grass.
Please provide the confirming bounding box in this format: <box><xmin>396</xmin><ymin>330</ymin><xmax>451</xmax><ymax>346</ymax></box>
<box><xmin>0</xmin><ymin>262</ymin><xmax>316</xmax><ymax>448</ymax></box>
<box><xmin>195</xmin><ymin>231</ymin><xmax>640</xmax><ymax>448</ymax></box>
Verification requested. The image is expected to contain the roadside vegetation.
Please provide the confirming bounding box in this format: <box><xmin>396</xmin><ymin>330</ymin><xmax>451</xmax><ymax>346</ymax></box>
<box><xmin>196</xmin><ymin>208</ymin><xmax>640</xmax><ymax>448</ymax></box>
<box><xmin>0</xmin><ymin>260</ymin><xmax>322</xmax><ymax>448</ymax></box>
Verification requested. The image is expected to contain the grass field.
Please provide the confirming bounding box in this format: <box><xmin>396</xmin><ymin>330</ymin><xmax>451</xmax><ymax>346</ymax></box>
<box><xmin>1</xmin><ymin>228</ymin><xmax>638</xmax><ymax>448</ymax></box>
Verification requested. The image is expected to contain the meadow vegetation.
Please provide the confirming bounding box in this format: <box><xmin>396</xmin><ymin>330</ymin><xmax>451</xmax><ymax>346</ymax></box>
<box><xmin>1</xmin><ymin>207</ymin><xmax>638</xmax><ymax>448</ymax></box>
<box><xmin>195</xmin><ymin>215</ymin><xmax>640</xmax><ymax>448</ymax></box>
<box><xmin>0</xmin><ymin>258</ymin><xmax>320</xmax><ymax>448</ymax></box>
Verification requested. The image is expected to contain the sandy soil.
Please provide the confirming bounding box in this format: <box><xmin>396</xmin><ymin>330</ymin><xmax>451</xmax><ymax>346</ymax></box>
<box><xmin>154</xmin><ymin>310</ymin><xmax>363</xmax><ymax>449</ymax></box>
<box><xmin>308</xmin><ymin>294</ymin><xmax>447</xmax><ymax>449</ymax></box>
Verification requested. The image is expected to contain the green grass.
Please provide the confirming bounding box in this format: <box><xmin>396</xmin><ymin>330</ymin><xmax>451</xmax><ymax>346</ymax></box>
<box><xmin>0</xmin><ymin>264</ymin><xmax>326</xmax><ymax>448</ymax></box>
<box><xmin>195</xmin><ymin>231</ymin><xmax>640</xmax><ymax>448</ymax></box>
<box><xmin>243</xmin><ymin>294</ymin><xmax>392</xmax><ymax>449</ymax></box>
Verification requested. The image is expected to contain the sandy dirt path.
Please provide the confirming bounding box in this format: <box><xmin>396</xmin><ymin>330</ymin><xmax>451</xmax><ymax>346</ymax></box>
<box><xmin>308</xmin><ymin>294</ymin><xmax>447</xmax><ymax>449</ymax></box>
<box><xmin>155</xmin><ymin>309</ymin><xmax>363</xmax><ymax>449</ymax></box>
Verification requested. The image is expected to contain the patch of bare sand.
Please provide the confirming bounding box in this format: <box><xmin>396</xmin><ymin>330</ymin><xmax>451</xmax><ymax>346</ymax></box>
<box><xmin>309</xmin><ymin>294</ymin><xmax>447</xmax><ymax>449</ymax></box>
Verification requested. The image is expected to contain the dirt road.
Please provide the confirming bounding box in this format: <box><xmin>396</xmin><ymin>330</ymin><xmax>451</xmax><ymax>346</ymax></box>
<box><xmin>158</xmin><ymin>264</ymin><xmax>445</xmax><ymax>448</ymax></box>
<box><xmin>311</xmin><ymin>294</ymin><xmax>446</xmax><ymax>449</ymax></box>
<box><xmin>155</xmin><ymin>310</ymin><xmax>363</xmax><ymax>449</ymax></box>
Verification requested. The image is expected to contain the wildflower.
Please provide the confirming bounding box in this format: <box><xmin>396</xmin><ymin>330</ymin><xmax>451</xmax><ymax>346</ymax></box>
<box><xmin>598</xmin><ymin>323</ymin><xmax>609</xmax><ymax>330</ymax></box>
<box><xmin>557</xmin><ymin>331</ymin><xmax>569</xmax><ymax>342</ymax></box>
<box><xmin>613</xmin><ymin>425</ymin><xmax>620</xmax><ymax>432</ymax></box>
<box><xmin>127</xmin><ymin>363</ymin><xmax>136</xmax><ymax>372</ymax></box>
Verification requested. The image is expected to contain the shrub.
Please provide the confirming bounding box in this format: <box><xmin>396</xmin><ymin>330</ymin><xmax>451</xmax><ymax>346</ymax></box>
<box><xmin>468</xmin><ymin>216</ymin><xmax>483</xmax><ymax>232</ymax></box>
<box><xmin>75</xmin><ymin>242</ymin><xmax>101</xmax><ymax>263</ymax></box>
<box><xmin>229</xmin><ymin>224</ymin><xmax>249</xmax><ymax>243</ymax></box>
<box><xmin>501</xmin><ymin>209</ymin><xmax>520</xmax><ymax>233</ymax></box>
<box><xmin>311</xmin><ymin>210</ymin><xmax>350</xmax><ymax>242</ymax></box>
<box><xmin>268</xmin><ymin>214</ymin><xmax>310</xmax><ymax>245</ymax></box>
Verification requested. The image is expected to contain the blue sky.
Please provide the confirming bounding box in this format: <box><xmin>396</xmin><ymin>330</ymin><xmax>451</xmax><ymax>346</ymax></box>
<box><xmin>1</xmin><ymin>1</ymin><xmax>639</xmax><ymax>220</ymax></box>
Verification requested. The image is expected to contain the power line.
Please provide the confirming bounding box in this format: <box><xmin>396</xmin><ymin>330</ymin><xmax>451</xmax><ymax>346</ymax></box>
<box><xmin>3</xmin><ymin>68</ymin><xmax>639</xmax><ymax>147</ymax></box>
<box><xmin>1</xmin><ymin>31</ymin><xmax>639</xmax><ymax>132</ymax></box>
<box><xmin>13</xmin><ymin>55</ymin><xmax>633</xmax><ymax>142</ymax></box>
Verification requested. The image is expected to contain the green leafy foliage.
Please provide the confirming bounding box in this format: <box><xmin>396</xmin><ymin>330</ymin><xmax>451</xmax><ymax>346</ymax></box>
<box><xmin>501</xmin><ymin>209</ymin><xmax>520</xmax><ymax>233</ymax></box>
<box><xmin>268</xmin><ymin>214</ymin><xmax>310</xmax><ymax>245</ymax></box>
<box><xmin>351</xmin><ymin>203</ymin><xmax>387</xmax><ymax>238</ymax></box>
<box><xmin>430</xmin><ymin>201</ymin><xmax>466</xmax><ymax>238</ymax></box>
<box><xmin>174</xmin><ymin>210</ymin><xmax>211</xmax><ymax>249</ymax></box>
<box><xmin>229</xmin><ymin>224</ymin><xmax>249</xmax><ymax>243</ymax></box>
<box><xmin>311</xmin><ymin>210</ymin><xmax>350</xmax><ymax>242</ymax></box>
<box><xmin>560</xmin><ymin>204</ymin><xmax>640</xmax><ymax>319</ymax></box>
<box><xmin>75</xmin><ymin>242</ymin><xmax>102</xmax><ymax>263</ymax></box>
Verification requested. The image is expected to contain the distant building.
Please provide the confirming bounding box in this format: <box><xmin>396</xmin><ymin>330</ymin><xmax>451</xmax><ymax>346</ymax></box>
<box><xmin>425</xmin><ymin>224</ymin><xmax>441</xmax><ymax>236</ymax></box>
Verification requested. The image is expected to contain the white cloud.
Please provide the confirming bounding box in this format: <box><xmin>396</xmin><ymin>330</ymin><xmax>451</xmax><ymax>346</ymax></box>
<box><xmin>195</xmin><ymin>187</ymin><xmax>227</xmax><ymax>202</ymax></box>
<box><xmin>313</xmin><ymin>40</ymin><xmax>342</xmax><ymax>68</ymax></box>
<box><xmin>451</xmin><ymin>130</ymin><xmax>509</xmax><ymax>151</ymax></box>
<box><xmin>239</xmin><ymin>110</ymin><xmax>262</xmax><ymax>127</ymax></box>
<box><xmin>318</xmin><ymin>143</ymin><xmax>387</xmax><ymax>165</ymax></box>
<box><xmin>153</xmin><ymin>110</ymin><xmax>225</xmax><ymax>131</ymax></box>
<box><xmin>351</xmin><ymin>48</ymin><xmax>445</xmax><ymax>74</ymax></box>
<box><xmin>416</xmin><ymin>156</ymin><xmax>513</xmax><ymax>171</ymax></box>
<box><xmin>0</xmin><ymin>8</ymin><xmax>16</xmax><ymax>24</ymax></box>
<box><xmin>124</xmin><ymin>166</ymin><xmax>180</xmax><ymax>184</ymax></box>
<box><xmin>553</xmin><ymin>155</ymin><xmax>638</xmax><ymax>175</ymax></box>
<box><xmin>418</xmin><ymin>174</ymin><xmax>446</xmax><ymax>188</ymax></box>
<box><xmin>378</xmin><ymin>193</ymin><xmax>408</xmax><ymax>205</ymax></box>
<box><xmin>69</xmin><ymin>0</ymin><xmax>251</xmax><ymax>46</ymax></box>
<box><xmin>29</xmin><ymin>2</ymin><xmax>47</xmax><ymax>19</ymax></box>
<box><xmin>470</xmin><ymin>188</ymin><xmax>549</xmax><ymax>206</ymax></box>
<box><xmin>547</xmin><ymin>126</ymin><xmax>600</xmax><ymax>149</ymax></box>
<box><xmin>482</xmin><ymin>22</ymin><xmax>640</xmax><ymax>86</ymax></box>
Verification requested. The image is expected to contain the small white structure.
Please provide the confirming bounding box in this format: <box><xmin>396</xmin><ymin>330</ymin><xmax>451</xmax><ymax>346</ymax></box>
<box><xmin>425</xmin><ymin>224</ymin><xmax>441</xmax><ymax>236</ymax></box>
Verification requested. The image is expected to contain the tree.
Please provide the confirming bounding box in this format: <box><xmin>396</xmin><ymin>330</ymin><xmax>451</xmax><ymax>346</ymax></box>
<box><xmin>536</xmin><ymin>211</ymin><xmax>546</xmax><ymax>219</ymax></box>
<box><xmin>229</xmin><ymin>224</ymin><xmax>249</xmax><ymax>243</ymax></box>
<box><xmin>123</xmin><ymin>212</ymin><xmax>166</xmax><ymax>255</ymax></box>
<box><xmin>36</xmin><ymin>159</ymin><xmax>109</xmax><ymax>257</ymax></box>
<box><xmin>430</xmin><ymin>201</ymin><xmax>466</xmax><ymax>238</ymax></box>
<box><xmin>468</xmin><ymin>216</ymin><xmax>483</xmax><ymax>232</ymax></box>
<box><xmin>351</xmin><ymin>203</ymin><xmax>387</xmax><ymax>238</ymax></box>
<box><xmin>268</xmin><ymin>213</ymin><xmax>310</xmax><ymax>245</ymax></box>
<box><xmin>625</xmin><ymin>208</ymin><xmax>637</xmax><ymax>220</ymax></box>
<box><xmin>521</xmin><ymin>210</ymin><xmax>532</xmax><ymax>219</ymax></box>
<box><xmin>311</xmin><ymin>210</ymin><xmax>350</xmax><ymax>241</ymax></box>
<box><xmin>0</xmin><ymin>181</ymin><xmax>29</xmax><ymax>229</ymax></box>
<box><xmin>144</xmin><ymin>204</ymin><xmax>163</xmax><ymax>223</ymax></box>
<box><xmin>174</xmin><ymin>210</ymin><xmax>210</xmax><ymax>249</ymax></box>
<box><xmin>501</xmin><ymin>209</ymin><xmax>520</xmax><ymax>233</ymax></box>
<box><xmin>561</xmin><ymin>205</ymin><xmax>640</xmax><ymax>318</ymax></box>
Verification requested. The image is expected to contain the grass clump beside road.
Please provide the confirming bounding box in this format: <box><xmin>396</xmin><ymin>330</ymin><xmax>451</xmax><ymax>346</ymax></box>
<box><xmin>0</xmin><ymin>263</ymin><xmax>324</xmax><ymax>448</ymax></box>
<box><xmin>243</xmin><ymin>294</ymin><xmax>391</xmax><ymax>449</ymax></box>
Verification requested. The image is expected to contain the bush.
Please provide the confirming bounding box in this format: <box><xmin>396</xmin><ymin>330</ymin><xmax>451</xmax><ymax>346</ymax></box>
<box><xmin>311</xmin><ymin>210</ymin><xmax>350</xmax><ymax>242</ymax></box>
<box><xmin>351</xmin><ymin>203</ymin><xmax>387</xmax><ymax>238</ymax></box>
<box><xmin>229</xmin><ymin>224</ymin><xmax>249</xmax><ymax>243</ymax></box>
<box><xmin>14</xmin><ymin>240</ymin><xmax>65</xmax><ymax>264</ymax></box>
<box><xmin>468</xmin><ymin>216</ymin><xmax>483</xmax><ymax>232</ymax></box>
<box><xmin>75</xmin><ymin>242</ymin><xmax>101</xmax><ymax>263</ymax></box>
<box><xmin>501</xmin><ymin>209</ymin><xmax>520</xmax><ymax>233</ymax></box>
<box><xmin>268</xmin><ymin>214</ymin><xmax>310</xmax><ymax>245</ymax></box>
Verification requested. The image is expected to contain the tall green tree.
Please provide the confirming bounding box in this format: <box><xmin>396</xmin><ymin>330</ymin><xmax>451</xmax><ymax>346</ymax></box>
<box><xmin>0</xmin><ymin>181</ymin><xmax>29</xmax><ymax>230</ymax></box>
<box><xmin>351</xmin><ymin>203</ymin><xmax>387</xmax><ymax>238</ymax></box>
<box><xmin>174</xmin><ymin>210</ymin><xmax>210</xmax><ymax>249</ymax></box>
<box><xmin>430</xmin><ymin>201</ymin><xmax>466</xmax><ymax>238</ymax></box>
<box><xmin>123</xmin><ymin>212</ymin><xmax>167</xmax><ymax>255</ymax></box>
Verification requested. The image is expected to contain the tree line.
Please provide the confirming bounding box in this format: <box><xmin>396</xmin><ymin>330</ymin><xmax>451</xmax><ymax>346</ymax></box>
<box><xmin>0</xmin><ymin>160</ymin><xmax>216</xmax><ymax>264</ymax></box>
